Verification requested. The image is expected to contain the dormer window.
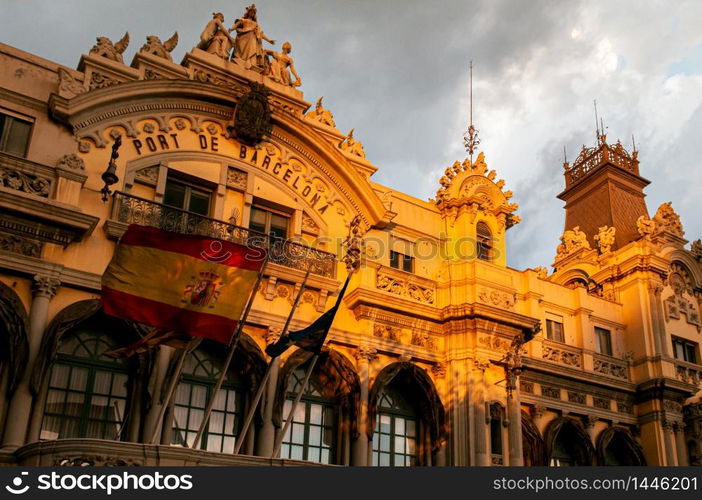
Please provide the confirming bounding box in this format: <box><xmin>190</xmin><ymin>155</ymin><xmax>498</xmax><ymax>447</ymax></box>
<box><xmin>476</xmin><ymin>221</ymin><xmax>492</xmax><ymax>261</ymax></box>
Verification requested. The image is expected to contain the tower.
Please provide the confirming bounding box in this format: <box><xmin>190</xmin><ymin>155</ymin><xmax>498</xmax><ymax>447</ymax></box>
<box><xmin>558</xmin><ymin>134</ymin><xmax>650</xmax><ymax>251</ymax></box>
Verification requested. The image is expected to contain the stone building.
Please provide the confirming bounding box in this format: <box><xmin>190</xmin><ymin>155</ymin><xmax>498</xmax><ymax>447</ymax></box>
<box><xmin>0</xmin><ymin>10</ymin><xmax>700</xmax><ymax>467</ymax></box>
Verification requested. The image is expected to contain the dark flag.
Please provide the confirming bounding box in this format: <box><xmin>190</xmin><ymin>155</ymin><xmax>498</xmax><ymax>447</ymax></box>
<box><xmin>265</xmin><ymin>274</ymin><xmax>351</xmax><ymax>358</ymax></box>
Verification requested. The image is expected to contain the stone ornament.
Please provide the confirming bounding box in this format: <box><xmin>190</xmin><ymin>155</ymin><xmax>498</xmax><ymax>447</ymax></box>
<box><xmin>636</xmin><ymin>215</ymin><xmax>656</xmax><ymax>239</ymax></box>
<box><xmin>594</xmin><ymin>225</ymin><xmax>616</xmax><ymax>254</ymax></box>
<box><xmin>228</xmin><ymin>82</ymin><xmax>272</xmax><ymax>146</ymax></box>
<box><xmin>198</xmin><ymin>12</ymin><xmax>236</xmax><ymax>59</ymax></box>
<box><xmin>339</xmin><ymin>129</ymin><xmax>366</xmax><ymax>158</ymax></box>
<box><xmin>140</xmin><ymin>33</ymin><xmax>179</xmax><ymax>61</ymax></box>
<box><xmin>56</xmin><ymin>153</ymin><xmax>85</xmax><ymax>171</ymax></box>
<box><xmin>354</xmin><ymin>346</ymin><xmax>378</xmax><ymax>362</ymax></box>
<box><xmin>306</xmin><ymin>97</ymin><xmax>336</xmax><ymax>127</ymax></box>
<box><xmin>89</xmin><ymin>33</ymin><xmax>130</xmax><ymax>63</ymax></box>
<box><xmin>434</xmin><ymin>152</ymin><xmax>520</xmax><ymax>229</ymax></box>
<box><xmin>533</xmin><ymin>266</ymin><xmax>549</xmax><ymax>279</ymax></box>
<box><xmin>233</xmin><ymin>4</ymin><xmax>275</xmax><ymax>70</ymax></box>
<box><xmin>653</xmin><ymin>201</ymin><xmax>684</xmax><ymax>237</ymax></box>
<box><xmin>691</xmin><ymin>239</ymin><xmax>702</xmax><ymax>260</ymax></box>
<box><xmin>375</xmin><ymin>271</ymin><xmax>435</xmax><ymax>304</ymax></box>
<box><xmin>57</xmin><ymin>68</ymin><xmax>86</xmax><ymax>98</ymax></box>
<box><xmin>556</xmin><ymin>226</ymin><xmax>590</xmax><ymax>258</ymax></box>
<box><xmin>264</xmin><ymin>42</ymin><xmax>301</xmax><ymax>87</ymax></box>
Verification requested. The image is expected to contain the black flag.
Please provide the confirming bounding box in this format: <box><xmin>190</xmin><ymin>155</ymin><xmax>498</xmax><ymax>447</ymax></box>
<box><xmin>266</xmin><ymin>274</ymin><xmax>351</xmax><ymax>357</ymax></box>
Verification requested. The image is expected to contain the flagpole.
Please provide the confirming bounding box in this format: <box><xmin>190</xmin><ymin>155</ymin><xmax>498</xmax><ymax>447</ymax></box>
<box><xmin>148</xmin><ymin>337</ymin><xmax>199</xmax><ymax>444</ymax></box>
<box><xmin>189</xmin><ymin>254</ymin><xmax>271</xmax><ymax>450</ymax></box>
<box><xmin>271</xmin><ymin>353</ymin><xmax>319</xmax><ymax>458</ymax></box>
<box><xmin>232</xmin><ymin>266</ymin><xmax>312</xmax><ymax>454</ymax></box>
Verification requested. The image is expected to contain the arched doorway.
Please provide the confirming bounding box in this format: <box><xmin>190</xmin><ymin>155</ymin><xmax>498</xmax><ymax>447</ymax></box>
<box><xmin>545</xmin><ymin>417</ymin><xmax>595</xmax><ymax>466</ymax></box>
<box><xmin>368</xmin><ymin>362</ymin><xmax>446</xmax><ymax>466</ymax></box>
<box><xmin>597</xmin><ymin>427</ymin><xmax>646</xmax><ymax>465</ymax></box>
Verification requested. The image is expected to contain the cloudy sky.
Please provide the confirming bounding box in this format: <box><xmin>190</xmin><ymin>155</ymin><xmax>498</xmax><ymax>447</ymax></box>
<box><xmin>3</xmin><ymin>0</ymin><xmax>701</xmax><ymax>269</ymax></box>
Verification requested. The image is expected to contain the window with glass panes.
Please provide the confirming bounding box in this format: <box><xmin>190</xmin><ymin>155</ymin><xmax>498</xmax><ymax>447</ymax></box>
<box><xmin>0</xmin><ymin>112</ymin><xmax>32</xmax><ymax>157</ymax></box>
<box><xmin>172</xmin><ymin>349</ymin><xmax>242</xmax><ymax>453</ymax></box>
<box><xmin>280</xmin><ymin>368</ymin><xmax>336</xmax><ymax>463</ymax></box>
<box><xmin>372</xmin><ymin>387</ymin><xmax>418</xmax><ymax>466</ymax></box>
<box><xmin>546</xmin><ymin>318</ymin><xmax>564</xmax><ymax>343</ymax></box>
<box><xmin>41</xmin><ymin>328</ymin><xmax>129</xmax><ymax>440</ymax></box>
<box><xmin>163</xmin><ymin>177</ymin><xmax>212</xmax><ymax>216</ymax></box>
<box><xmin>672</xmin><ymin>337</ymin><xmax>698</xmax><ymax>364</ymax></box>
<box><xmin>248</xmin><ymin>205</ymin><xmax>289</xmax><ymax>239</ymax></box>
<box><xmin>595</xmin><ymin>327</ymin><xmax>613</xmax><ymax>356</ymax></box>
<box><xmin>390</xmin><ymin>250</ymin><xmax>413</xmax><ymax>273</ymax></box>
<box><xmin>476</xmin><ymin>222</ymin><xmax>493</xmax><ymax>261</ymax></box>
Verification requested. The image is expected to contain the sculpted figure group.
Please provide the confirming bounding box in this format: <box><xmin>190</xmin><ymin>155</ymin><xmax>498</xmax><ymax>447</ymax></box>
<box><xmin>556</xmin><ymin>226</ymin><xmax>590</xmax><ymax>258</ymax></box>
<box><xmin>198</xmin><ymin>5</ymin><xmax>301</xmax><ymax>88</ymax></box>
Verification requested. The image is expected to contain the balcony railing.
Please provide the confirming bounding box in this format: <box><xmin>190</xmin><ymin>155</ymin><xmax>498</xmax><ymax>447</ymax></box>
<box><xmin>110</xmin><ymin>191</ymin><xmax>337</xmax><ymax>278</ymax></box>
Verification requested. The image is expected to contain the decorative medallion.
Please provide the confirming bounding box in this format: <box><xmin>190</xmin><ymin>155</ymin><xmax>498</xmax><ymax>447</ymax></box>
<box><xmin>228</xmin><ymin>82</ymin><xmax>272</xmax><ymax>146</ymax></box>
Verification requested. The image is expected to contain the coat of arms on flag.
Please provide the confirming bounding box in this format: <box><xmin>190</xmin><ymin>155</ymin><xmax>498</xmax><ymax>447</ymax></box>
<box><xmin>101</xmin><ymin>225</ymin><xmax>267</xmax><ymax>345</ymax></box>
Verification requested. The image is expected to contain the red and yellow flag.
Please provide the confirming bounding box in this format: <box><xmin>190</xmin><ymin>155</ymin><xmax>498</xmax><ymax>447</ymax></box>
<box><xmin>102</xmin><ymin>225</ymin><xmax>266</xmax><ymax>344</ymax></box>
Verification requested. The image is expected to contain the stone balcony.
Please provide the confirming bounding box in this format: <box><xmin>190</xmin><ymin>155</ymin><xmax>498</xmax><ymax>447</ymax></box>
<box><xmin>105</xmin><ymin>191</ymin><xmax>337</xmax><ymax>279</ymax></box>
<box><xmin>1</xmin><ymin>439</ymin><xmax>323</xmax><ymax>467</ymax></box>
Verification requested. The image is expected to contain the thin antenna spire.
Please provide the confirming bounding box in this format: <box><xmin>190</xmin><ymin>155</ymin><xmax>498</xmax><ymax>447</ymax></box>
<box><xmin>632</xmin><ymin>134</ymin><xmax>637</xmax><ymax>152</ymax></box>
<box><xmin>464</xmin><ymin>60</ymin><xmax>480</xmax><ymax>162</ymax></box>
<box><xmin>594</xmin><ymin>99</ymin><xmax>600</xmax><ymax>145</ymax></box>
<box><xmin>470</xmin><ymin>60</ymin><xmax>473</xmax><ymax>128</ymax></box>
<box><xmin>563</xmin><ymin>145</ymin><xmax>567</xmax><ymax>163</ymax></box>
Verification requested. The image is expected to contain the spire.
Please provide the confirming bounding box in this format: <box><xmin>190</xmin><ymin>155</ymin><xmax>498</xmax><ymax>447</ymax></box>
<box><xmin>463</xmin><ymin>60</ymin><xmax>480</xmax><ymax>163</ymax></box>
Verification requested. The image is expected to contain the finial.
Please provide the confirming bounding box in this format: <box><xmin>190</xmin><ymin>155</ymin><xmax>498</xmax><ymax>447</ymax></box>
<box><xmin>463</xmin><ymin>60</ymin><xmax>480</xmax><ymax>162</ymax></box>
<box><xmin>631</xmin><ymin>134</ymin><xmax>637</xmax><ymax>152</ymax></box>
<box><xmin>600</xmin><ymin>117</ymin><xmax>606</xmax><ymax>143</ymax></box>
<box><xmin>563</xmin><ymin>145</ymin><xmax>568</xmax><ymax>169</ymax></box>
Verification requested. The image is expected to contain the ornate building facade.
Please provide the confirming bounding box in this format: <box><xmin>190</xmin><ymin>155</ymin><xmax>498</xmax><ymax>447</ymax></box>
<box><xmin>0</xmin><ymin>9</ymin><xmax>700</xmax><ymax>467</ymax></box>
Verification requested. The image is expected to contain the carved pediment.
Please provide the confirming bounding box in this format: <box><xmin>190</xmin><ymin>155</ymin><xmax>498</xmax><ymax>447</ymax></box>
<box><xmin>434</xmin><ymin>152</ymin><xmax>519</xmax><ymax>229</ymax></box>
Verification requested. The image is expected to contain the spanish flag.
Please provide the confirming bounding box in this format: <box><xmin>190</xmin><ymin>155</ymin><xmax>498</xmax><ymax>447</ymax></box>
<box><xmin>102</xmin><ymin>225</ymin><xmax>266</xmax><ymax>344</ymax></box>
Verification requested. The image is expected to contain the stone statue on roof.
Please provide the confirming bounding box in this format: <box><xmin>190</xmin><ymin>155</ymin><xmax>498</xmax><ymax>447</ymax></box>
<box><xmin>140</xmin><ymin>33</ymin><xmax>178</xmax><ymax>62</ymax></box>
<box><xmin>339</xmin><ymin>129</ymin><xmax>366</xmax><ymax>158</ymax></box>
<box><xmin>90</xmin><ymin>33</ymin><xmax>130</xmax><ymax>63</ymax></box>
<box><xmin>264</xmin><ymin>42</ymin><xmax>301</xmax><ymax>87</ymax></box>
<box><xmin>594</xmin><ymin>225</ymin><xmax>616</xmax><ymax>254</ymax></box>
<box><xmin>306</xmin><ymin>97</ymin><xmax>336</xmax><ymax>127</ymax></box>
<box><xmin>199</xmin><ymin>13</ymin><xmax>236</xmax><ymax>59</ymax></box>
<box><xmin>556</xmin><ymin>226</ymin><xmax>590</xmax><ymax>257</ymax></box>
<box><xmin>232</xmin><ymin>4</ymin><xmax>275</xmax><ymax>70</ymax></box>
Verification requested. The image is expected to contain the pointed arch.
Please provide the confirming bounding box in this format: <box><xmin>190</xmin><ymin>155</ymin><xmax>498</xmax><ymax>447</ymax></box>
<box><xmin>597</xmin><ymin>427</ymin><xmax>646</xmax><ymax>465</ymax></box>
<box><xmin>368</xmin><ymin>361</ymin><xmax>447</xmax><ymax>453</ymax></box>
<box><xmin>274</xmin><ymin>348</ymin><xmax>360</xmax><ymax>435</ymax></box>
<box><xmin>0</xmin><ymin>281</ymin><xmax>29</xmax><ymax>397</ymax></box>
<box><xmin>545</xmin><ymin>416</ymin><xmax>595</xmax><ymax>466</ymax></box>
<box><xmin>521</xmin><ymin>410</ymin><xmax>547</xmax><ymax>465</ymax></box>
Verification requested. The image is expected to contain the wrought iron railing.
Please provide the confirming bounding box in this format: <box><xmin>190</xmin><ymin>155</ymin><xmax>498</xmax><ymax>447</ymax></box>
<box><xmin>565</xmin><ymin>142</ymin><xmax>639</xmax><ymax>188</ymax></box>
<box><xmin>111</xmin><ymin>191</ymin><xmax>337</xmax><ymax>278</ymax></box>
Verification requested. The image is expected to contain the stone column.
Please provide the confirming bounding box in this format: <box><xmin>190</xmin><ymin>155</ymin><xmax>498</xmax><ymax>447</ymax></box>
<box><xmin>2</xmin><ymin>275</ymin><xmax>59</xmax><ymax>449</ymax></box>
<box><xmin>585</xmin><ymin>415</ymin><xmax>599</xmax><ymax>444</ymax></box>
<box><xmin>674</xmin><ymin>422</ymin><xmax>688</xmax><ymax>466</ymax></box>
<box><xmin>255</xmin><ymin>327</ymin><xmax>282</xmax><ymax>456</ymax></box>
<box><xmin>473</xmin><ymin>358</ymin><xmax>490</xmax><ymax>466</ymax></box>
<box><xmin>648</xmin><ymin>283</ymin><xmax>671</xmax><ymax>357</ymax></box>
<box><xmin>662</xmin><ymin>420</ymin><xmax>677</xmax><ymax>466</ymax></box>
<box><xmin>351</xmin><ymin>346</ymin><xmax>376</xmax><ymax>466</ymax></box>
<box><xmin>506</xmin><ymin>370</ymin><xmax>524</xmax><ymax>466</ymax></box>
<box><xmin>432</xmin><ymin>363</ymin><xmax>448</xmax><ymax>466</ymax></box>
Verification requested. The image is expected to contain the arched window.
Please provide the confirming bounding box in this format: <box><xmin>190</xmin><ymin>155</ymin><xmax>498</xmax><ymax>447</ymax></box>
<box><xmin>476</xmin><ymin>221</ymin><xmax>493</xmax><ymax>261</ymax></box>
<box><xmin>172</xmin><ymin>348</ymin><xmax>243</xmax><ymax>453</ymax></box>
<box><xmin>489</xmin><ymin>403</ymin><xmax>505</xmax><ymax>464</ymax></box>
<box><xmin>372</xmin><ymin>384</ymin><xmax>419</xmax><ymax>466</ymax></box>
<box><xmin>41</xmin><ymin>328</ymin><xmax>129</xmax><ymax>440</ymax></box>
<box><xmin>280</xmin><ymin>367</ymin><xmax>337</xmax><ymax>463</ymax></box>
<box><xmin>548</xmin><ymin>419</ymin><xmax>593</xmax><ymax>466</ymax></box>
